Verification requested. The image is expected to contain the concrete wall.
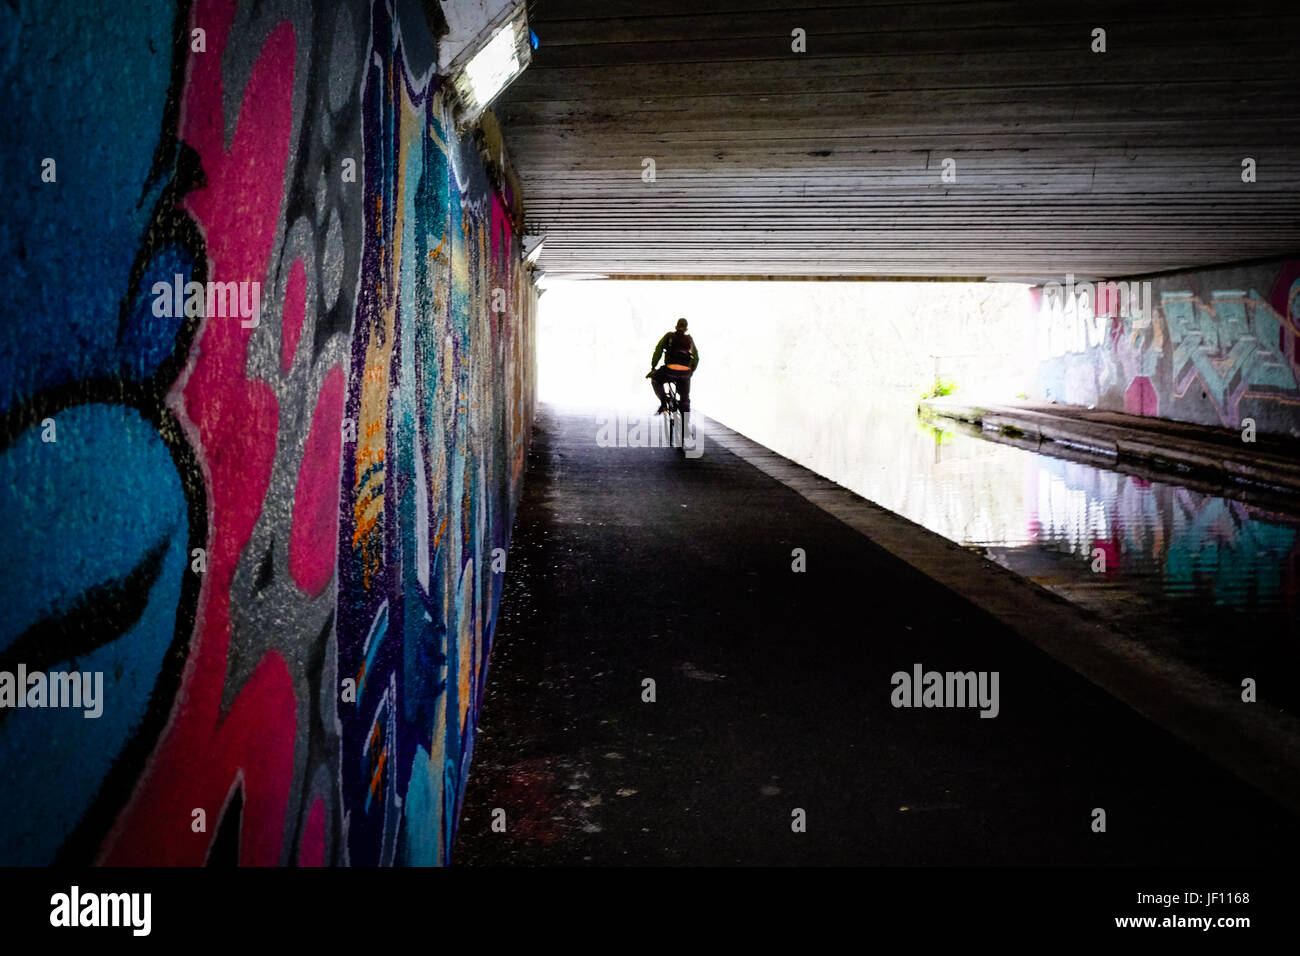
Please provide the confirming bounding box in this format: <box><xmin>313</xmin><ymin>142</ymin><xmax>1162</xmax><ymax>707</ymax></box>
<box><xmin>0</xmin><ymin>0</ymin><xmax>535</xmax><ymax>865</ymax></box>
<box><xmin>1033</xmin><ymin>260</ymin><xmax>1300</xmax><ymax>437</ymax></box>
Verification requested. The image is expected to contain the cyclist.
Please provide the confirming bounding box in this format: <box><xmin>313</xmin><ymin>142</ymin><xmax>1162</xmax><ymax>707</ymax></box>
<box><xmin>648</xmin><ymin>318</ymin><xmax>699</xmax><ymax>414</ymax></box>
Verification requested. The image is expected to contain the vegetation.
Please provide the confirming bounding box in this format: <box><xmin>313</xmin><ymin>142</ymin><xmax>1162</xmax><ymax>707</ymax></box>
<box><xmin>921</xmin><ymin>378</ymin><xmax>958</xmax><ymax>399</ymax></box>
<box><xmin>919</xmin><ymin>420</ymin><xmax>955</xmax><ymax>445</ymax></box>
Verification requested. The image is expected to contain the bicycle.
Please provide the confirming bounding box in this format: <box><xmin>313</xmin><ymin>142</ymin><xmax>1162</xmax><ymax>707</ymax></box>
<box><xmin>662</xmin><ymin>381</ymin><xmax>687</xmax><ymax>457</ymax></box>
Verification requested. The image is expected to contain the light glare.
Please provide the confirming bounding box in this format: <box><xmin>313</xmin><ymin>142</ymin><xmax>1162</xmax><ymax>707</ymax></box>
<box><xmin>464</xmin><ymin>25</ymin><xmax>520</xmax><ymax>109</ymax></box>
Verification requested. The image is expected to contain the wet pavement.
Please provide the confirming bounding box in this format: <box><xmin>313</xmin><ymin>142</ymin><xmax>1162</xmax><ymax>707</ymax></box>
<box><xmin>454</xmin><ymin>403</ymin><xmax>1300</xmax><ymax>865</ymax></box>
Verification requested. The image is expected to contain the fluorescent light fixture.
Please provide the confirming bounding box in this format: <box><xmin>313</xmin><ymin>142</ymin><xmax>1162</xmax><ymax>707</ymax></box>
<box><xmin>447</xmin><ymin>2</ymin><xmax>531</xmax><ymax>129</ymax></box>
<box><xmin>465</xmin><ymin>26</ymin><xmax>519</xmax><ymax>108</ymax></box>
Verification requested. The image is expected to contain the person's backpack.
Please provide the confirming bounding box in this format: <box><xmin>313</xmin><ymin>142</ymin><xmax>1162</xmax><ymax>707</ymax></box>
<box><xmin>666</xmin><ymin>330</ymin><xmax>693</xmax><ymax>367</ymax></box>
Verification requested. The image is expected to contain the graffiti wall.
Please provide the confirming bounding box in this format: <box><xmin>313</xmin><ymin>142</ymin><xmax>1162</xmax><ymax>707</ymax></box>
<box><xmin>0</xmin><ymin>0</ymin><xmax>535</xmax><ymax>865</ymax></box>
<box><xmin>1034</xmin><ymin>259</ymin><xmax>1300</xmax><ymax>437</ymax></box>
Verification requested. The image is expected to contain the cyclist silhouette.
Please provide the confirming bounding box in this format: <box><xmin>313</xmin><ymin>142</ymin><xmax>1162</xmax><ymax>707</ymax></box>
<box><xmin>648</xmin><ymin>318</ymin><xmax>698</xmax><ymax>414</ymax></box>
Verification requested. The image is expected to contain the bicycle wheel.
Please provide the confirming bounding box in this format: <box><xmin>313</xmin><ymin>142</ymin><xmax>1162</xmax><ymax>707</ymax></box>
<box><xmin>665</xmin><ymin>384</ymin><xmax>687</xmax><ymax>456</ymax></box>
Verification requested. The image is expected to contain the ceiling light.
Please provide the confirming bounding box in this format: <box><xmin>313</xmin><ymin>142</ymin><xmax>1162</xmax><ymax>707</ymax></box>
<box><xmin>445</xmin><ymin>2</ymin><xmax>531</xmax><ymax>129</ymax></box>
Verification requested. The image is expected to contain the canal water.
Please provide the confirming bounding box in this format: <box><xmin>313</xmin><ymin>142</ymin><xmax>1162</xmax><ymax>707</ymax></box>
<box><xmin>711</xmin><ymin>389</ymin><xmax>1300</xmax><ymax>712</ymax></box>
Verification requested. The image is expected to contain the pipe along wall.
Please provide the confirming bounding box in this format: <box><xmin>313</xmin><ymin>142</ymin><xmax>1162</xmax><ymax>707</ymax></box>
<box><xmin>0</xmin><ymin>0</ymin><xmax>536</xmax><ymax>865</ymax></box>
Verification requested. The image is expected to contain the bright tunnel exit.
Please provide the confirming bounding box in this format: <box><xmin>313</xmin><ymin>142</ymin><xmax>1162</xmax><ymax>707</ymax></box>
<box><xmin>535</xmin><ymin>276</ymin><xmax>1036</xmax><ymax>531</ymax></box>
<box><xmin>535</xmin><ymin>276</ymin><xmax>1035</xmax><ymax>419</ymax></box>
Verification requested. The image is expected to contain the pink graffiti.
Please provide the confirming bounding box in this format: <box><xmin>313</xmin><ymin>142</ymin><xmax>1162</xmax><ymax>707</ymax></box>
<box><xmin>491</xmin><ymin>191</ymin><xmax>513</xmax><ymax>266</ymax></box>
<box><xmin>1124</xmin><ymin>377</ymin><xmax>1158</xmax><ymax>416</ymax></box>
<box><xmin>298</xmin><ymin>799</ymin><xmax>326</xmax><ymax>867</ymax></box>
<box><xmin>100</xmin><ymin>0</ymin><xmax>298</xmax><ymax>865</ymax></box>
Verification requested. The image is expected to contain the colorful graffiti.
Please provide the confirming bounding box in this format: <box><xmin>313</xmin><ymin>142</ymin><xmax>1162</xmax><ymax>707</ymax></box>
<box><xmin>0</xmin><ymin>0</ymin><xmax>534</xmax><ymax>866</ymax></box>
<box><xmin>1035</xmin><ymin>260</ymin><xmax>1300</xmax><ymax>436</ymax></box>
<box><xmin>1162</xmin><ymin>288</ymin><xmax>1298</xmax><ymax>425</ymax></box>
<box><xmin>336</xmin><ymin>3</ymin><xmax>533</xmax><ymax>867</ymax></box>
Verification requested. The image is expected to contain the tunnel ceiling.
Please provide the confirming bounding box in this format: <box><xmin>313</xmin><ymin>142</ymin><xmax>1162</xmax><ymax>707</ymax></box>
<box><xmin>494</xmin><ymin>0</ymin><xmax>1300</xmax><ymax>280</ymax></box>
